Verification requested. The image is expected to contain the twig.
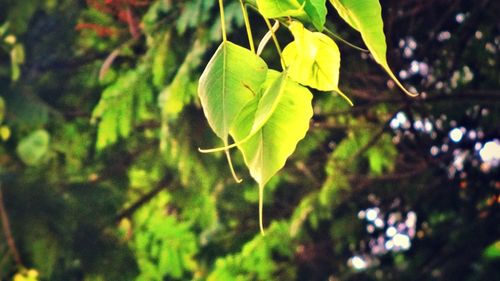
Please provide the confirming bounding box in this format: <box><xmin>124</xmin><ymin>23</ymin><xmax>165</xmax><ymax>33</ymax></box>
<box><xmin>322</xmin><ymin>90</ymin><xmax>500</xmax><ymax>117</ymax></box>
<box><xmin>114</xmin><ymin>174</ymin><xmax>174</xmax><ymax>222</ymax></box>
<box><xmin>347</xmin><ymin>106</ymin><xmax>404</xmax><ymax>164</ymax></box>
<box><xmin>99</xmin><ymin>48</ymin><xmax>121</xmax><ymax>81</ymax></box>
<box><xmin>0</xmin><ymin>244</ymin><xmax>10</xmax><ymax>277</ymax></box>
<box><xmin>0</xmin><ymin>185</ymin><xmax>22</xmax><ymax>266</ymax></box>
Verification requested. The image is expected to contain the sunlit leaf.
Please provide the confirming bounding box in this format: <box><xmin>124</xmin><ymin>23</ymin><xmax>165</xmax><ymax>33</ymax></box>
<box><xmin>256</xmin><ymin>0</ymin><xmax>306</xmax><ymax>19</ymax></box>
<box><xmin>198</xmin><ymin>41</ymin><xmax>268</xmax><ymax>143</ymax></box>
<box><xmin>230</xmin><ymin>70</ymin><xmax>313</xmax><ymax>232</ymax></box>
<box><xmin>329</xmin><ymin>0</ymin><xmax>417</xmax><ymax>96</ymax></box>
<box><xmin>208</xmin><ymin>70</ymin><xmax>288</xmax><ymax>150</ymax></box>
<box><xmin>231</xmin><ymin>70</ymin><xmax>312</xmax><ymax>186</ymax></box>
<box><xmin>283</xmin><ymin>21</ymin><xmax>349</xmax><ymax>103</ymax></box>
<box><xmin>256</xmin><ymin>0</ymin><xmax>327</xmax><ymax>31</ymax></box>
<box><xmin>303</xmin><ymin>0</ymin><xmax>328</xmax><ymax>31</ymax></box>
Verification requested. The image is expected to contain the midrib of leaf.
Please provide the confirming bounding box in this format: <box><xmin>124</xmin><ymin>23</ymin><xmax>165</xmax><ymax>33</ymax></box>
<box><xmin>221</xmin><ymin>43</ymin><xmax>242</xmax><ymax>182</ymax></box>
<box><xmin>314</xmin><ymin>61</ymin><xmax>330</xmax><ymax>84</ymax></box>
<box><xmin>222</xmin><ymin>43</ymin><xmax>228</xmax><ymax>138</ymax></box>
<box><xmin>201</xmin><ymin>71</ymin><xmax>288</xmax><ymax>154</ymax></box>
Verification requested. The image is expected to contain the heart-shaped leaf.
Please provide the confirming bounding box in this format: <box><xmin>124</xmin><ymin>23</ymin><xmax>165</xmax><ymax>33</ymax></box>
<box><xmin>283</xmin><ymin>21</ymin><xmax>351</xmax><ymax>104</ymax></box>
<box><xmin>230</xmin><ymin>70</ymin><xmax>313</xmax><ymax>232</ymax></box>
<box><xmin>201</xmin><ymin>71</ymin><xmax>288</xmax><ymax>153</ymax></box>
<box><xmin>198</xmin><ymin>41</ymin><xmax>268</xmax><ymax>180</ymax></box>
<box><xmin>198</xmin><ymin>41</ymin><xmax>268</xmax><ymax>142</ymax></box>
<box><xmin>329</xmin><ymin>0</ymin><xmax>417</xmax><ymax>96</ymax></box>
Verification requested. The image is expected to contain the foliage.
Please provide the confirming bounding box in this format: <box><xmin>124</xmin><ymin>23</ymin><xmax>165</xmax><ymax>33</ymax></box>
<box><xmin>0</xmin><ymin>0</ymin><xmax>498</xmax><ymax>281</ymax></box>
<box><xmin>197</xmin><ymin>0</ymin><xmax>415</xmax><ymax>232</ymax></box>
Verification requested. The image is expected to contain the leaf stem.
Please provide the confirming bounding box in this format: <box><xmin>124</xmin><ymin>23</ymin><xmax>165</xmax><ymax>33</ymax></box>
<box><xmin>225</xmin><ymin>149</ymin><xmax>242</xmax><ymax>183</ymax></box>
<box><xmin>323</xmin><ymin>27</ymin><xmax>369</xmax><ymax>53</ymax></box>
<box><xmin>263</xmin><ymin>18</ymin><xmax>285</xmax><ymax>69</ymax></box>
<box><xmin>239</xmin><ymin>0</ymin><xmax>255</xmax><ymax>53</ymax></box>
<box><xmin>257</xmin><ymin>20</ymin><xmax>279</xmax><ymax>56</ymax></box>
<box><xmin>218</xmin><ymin>0</ymin><xmax>227</xmax><ymax>42</ymax></box>
<box><xmin>0</xmin><ymin>185</ymin><xmax>22</xmax><ymax>266</ymax></box>
<box><xmin>199</xmin><ymin>141</ymin><xmax>239</xmax><ymax>153</ymax></box>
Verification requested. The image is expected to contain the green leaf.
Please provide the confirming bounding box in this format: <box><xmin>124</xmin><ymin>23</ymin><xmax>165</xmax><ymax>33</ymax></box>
<box><xmin>256</xmin><ymin>0</ymin><xmax>327</xmax><ymax>31</ymax></box>
<box><xmin>16</xmin><ymin>129</ymin><xmax>50</xmax><ymax>165</ymax></box>
<box><xmin>329</xmin><ymin>0</ymin><xmax>417</xmax><ymax>96</ymax></box>
<box><xmin>256</xmin><ymin>0</ymin><xmax>306</xmax><ymax>19</ymax></box>
<box><xmin>201</xmin><ymin>70</ymin><xmax>288</xmax><ymax>152</ymax></box>
<box><xmin>92</xmin><ymin>69</ymin><xmax>153</xmax><ymax>149</ymax></box>
<box><xmin>231</xmin><ymin>70</ymin><xmax>312</xmax><ymax>186</ymax></box>
<box><xmin>230</xmin><ymin>70</ymin><xmax>313</xmax><ymax>232</ymax></box>
<box><xmin>198</xmin><ymin>41</ymin><xmax>268</xmax><ymax>143</ymax></box>
<box><xmin>283</xmin><ymin>21</ymin><xmax>351</xmax><ymax>104</ymax></box>
<box><xmin>303</xmin><ymin>0</ymin><xmax>328</xmax><ymax>31</ymax></box>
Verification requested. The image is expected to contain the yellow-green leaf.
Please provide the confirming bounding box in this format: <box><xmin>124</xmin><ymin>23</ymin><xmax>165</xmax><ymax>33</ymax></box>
<box><xmin>198</xmin><ymin>41</ymin><xmax>268</xmax><ymax>143</ymax></box>
<box><xmin>230</xmin><ymin>70</ymin><xmax>313</xmax><ymax>232</ymax></box>
<box><xmin>256</xmin><ymin>0</ymin><xmax>327</xmax><ymax>31</ymax></box>
<box><xmin>256</xmin><ymin>0</ymin><xmax>306</xmax><ymax>19</ymax></box>
<box><xmin>329</xmin><ymin>0</ymin><xmax>417</xmax><ymax>96</ymax></box>
<box><xmin>303</xmin><ymin>0</ymin><xmax>328</xmax><ymax>31</ymax></box>
<box><xmin>283</xmin><ymin>21</ymin><xmax>350</xmax><ymax>104</ymax></box>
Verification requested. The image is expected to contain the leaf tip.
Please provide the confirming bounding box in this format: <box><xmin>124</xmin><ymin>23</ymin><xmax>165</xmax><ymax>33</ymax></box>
<box><xmin>259</xmin><ymin>183</ymin><xmax>266</xmax><ymax>235</ymax></box>
<box><xmin>385</xmin><ymin>64</ymin><xmax>419</xmax><ymax>97</ymax></box>
<box><xmin>334</xmin><ymin>88</ymin><xmax>354</xmax><ymax>106</ymax></box>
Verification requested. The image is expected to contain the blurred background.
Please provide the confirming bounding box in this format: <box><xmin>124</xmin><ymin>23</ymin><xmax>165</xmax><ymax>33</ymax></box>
<box><xmin>0</xmin><ymin>0</ymin><xmax>498</xmax><ymax>280</ymax></box>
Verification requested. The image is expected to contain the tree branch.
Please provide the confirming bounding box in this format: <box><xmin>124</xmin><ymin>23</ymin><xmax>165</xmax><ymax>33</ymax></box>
<box><xmin>114</xmin><ymin>173</ymin><xmax>174</xmax><ymax>222</ymax></box>
<box><xmin>0</xmin><ymin>186</ymin><xmax>22</xmax><ymax>266</ymax></box>
<box><xmin>347</xmin><ymin>107</ymin><xmax>404</xmax><ymax>164</ymax></box>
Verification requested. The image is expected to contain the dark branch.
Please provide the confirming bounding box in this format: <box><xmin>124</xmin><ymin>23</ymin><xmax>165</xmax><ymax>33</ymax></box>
<box><xmin>114</xmin><ymin>173</ymin><xmax>174</xmax><ymax>222</ymax></box>
<box><xmin>0</xmin><ymin>186</ymin><xmax>22</xmax><ymax>266</ymax></box>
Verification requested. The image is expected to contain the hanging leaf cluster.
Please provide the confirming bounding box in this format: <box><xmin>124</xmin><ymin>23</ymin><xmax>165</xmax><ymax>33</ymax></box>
<box><xmin>198</xmin><ymin>0</ymin><xmax>417</xmax><ymax>233</ymax></box>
